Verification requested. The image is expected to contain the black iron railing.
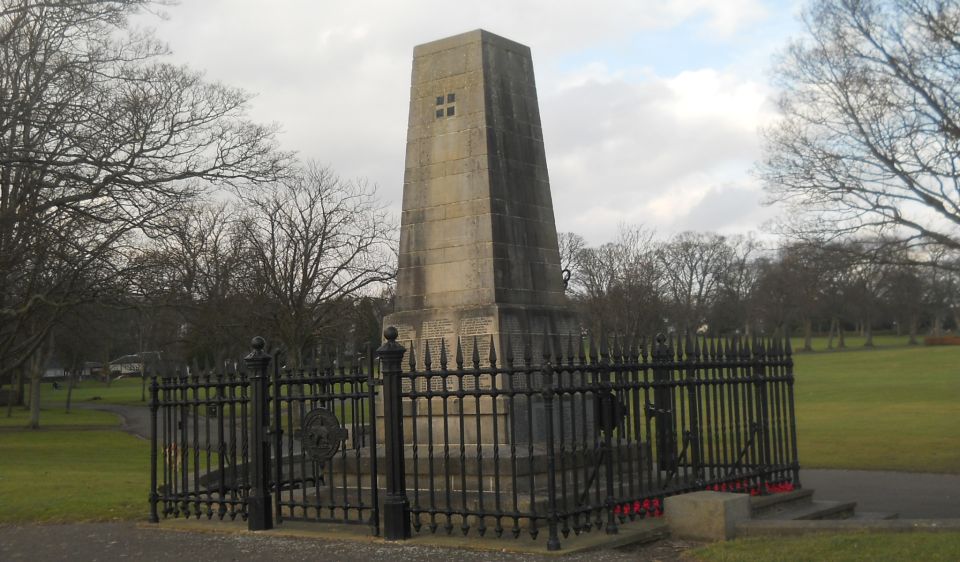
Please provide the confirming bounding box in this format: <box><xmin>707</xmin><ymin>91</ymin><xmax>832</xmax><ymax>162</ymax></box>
<box><xmin>149</xmin><ymin>330</ymin><xmax>799</xmax><ymax>550</ymax></box>
<box><xmin>376</xmin><ymin>329</ymin><xmax>799</xmax><ymax>549</ymax></box>
<box><xmin>150</xmin><ymin>365</ymin><xmax>253</xmax><ymax>523</ymax></box>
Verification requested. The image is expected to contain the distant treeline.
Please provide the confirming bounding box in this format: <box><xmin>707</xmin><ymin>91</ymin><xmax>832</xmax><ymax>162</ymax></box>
<box><xmin>560</xmin><ymin>228</ymin><xmax>959</xmax><ymax>350</ymax></box>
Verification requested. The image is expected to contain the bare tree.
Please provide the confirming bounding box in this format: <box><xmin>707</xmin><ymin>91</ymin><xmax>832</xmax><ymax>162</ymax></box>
<box><xmin>842</xmin><ymin>242</ymin><xmax>894</xmax><ymax>347</ymax></box>
<box><xmin>761</xmin><ymin>0</ymin><xmax>960</xmax><ymax>265</ymax></box>
<box><xmin>884</xmin><ymin>259</ymin><xmax>925</xmax><ymax>344</ymax></box>
<box><xmin>241</xmin><ymin>164</ymin><xmax>396</xmax><ymax>367</ymax></box>
<box><xmin>923</xmin><ymin>254</ymin><xmax>960</xmax><ymax>335</ymax></box>
<box><xmin>710</xmin><ymin>234</ymin><xmax>763</xmax><ymax>335</ymax></box>
<box><xmin>139</xmin><ymin>202</ymin><xmax>254</xmax><ymax>363</ymax></box>
<box><xmin>0</xmin><ymin>0</ymin><xmax>288</xmax><ymax>426</ymax></box>
<box><xmin>657</xmin><ymin>232</ymin><xmax>732</xmax><ymax>333</ymax></box>
<box><xmin>556</xmin><ymin>231</ymin><xmax>585</xmax><ymax>294</ymax></box>
<box><xmin>570</xmin><ymin>226</ymin><xmax>665</xmax><ymax>337</ymax></box>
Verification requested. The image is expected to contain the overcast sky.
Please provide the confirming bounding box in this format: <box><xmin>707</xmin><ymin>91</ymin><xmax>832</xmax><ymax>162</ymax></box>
<box><xmin>145</xmin><ymin>0</ymin><xmax>804</xmax><ymax>245</ymax></box>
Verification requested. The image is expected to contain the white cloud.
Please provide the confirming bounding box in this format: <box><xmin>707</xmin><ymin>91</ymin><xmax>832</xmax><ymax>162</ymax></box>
<box><xmin>139</xmin><ymin>0</ymin><xmax>790</xmax><ymax>245</ymax></box>
<box><xmin>543</xmin><ymin>63</ymin><xmax>777</xmax><ymax>241</ymax></box>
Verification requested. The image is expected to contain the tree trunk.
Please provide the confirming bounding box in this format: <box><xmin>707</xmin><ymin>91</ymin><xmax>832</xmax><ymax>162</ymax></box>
<box><xmin>826</xmin><ymin>318</ymin><xmax>836</xmax><ymax>350</ymax></box>
<box><xmin>895</xmin><ymin>320</ymin><xmax>902</xmax><ymax>336</ymax></box>
<box><xmin>28</xmin><ymin>369</ymin><xmax>41</xmax><ymax>429</ymax></box>
<box><xmin>933</xmin><ymin>315</ymin><xmax>943</xmax><ymax>337</ymax></box>
<box><xmin>28</xmin><ymin>341</ymin><xmax>53</xmax><ymax>428</ymax></box>
<box><xmin>65</xmin><ymin>370</ymin><xmax>75</xmax><ymax>413</ymax></box>
<box><xmin>863</xmin><ymin>320</ymin><xmax>874</xmax><ymax>348</ymax></box>
<box><xmin>838</xmin><ymin>327</ymin><xmax>846</xmax><ymax>349</ymax></box>
<box><xmin>17</xmin><ymin>370</ymin><xmax>25</xmax><ymax>406</ymax></box>
<box><xmin>802</xmin><ymin>317</ymin><xmax>813</xmax><ymax>352</ymax></box>
<box><xmin>908</xmin><ymin>314</ymin><xmax>919</xmax><ymax>346</ymax></box>
<box><xmin>5</xmin><ymin>368</ymin><xmax>20</xmax><ymax>417</ymax></box>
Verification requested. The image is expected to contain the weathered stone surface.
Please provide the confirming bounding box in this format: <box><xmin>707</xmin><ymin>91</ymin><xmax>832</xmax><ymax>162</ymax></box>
<box><xmin>385</xmin><ymin>29</ymin><xmax>575</xmax><ymax>370</ymax></box>
<box><xmin>665</xmin><ymin>491</ymin><xmax>751</xmax><ymax>541</ymax></box>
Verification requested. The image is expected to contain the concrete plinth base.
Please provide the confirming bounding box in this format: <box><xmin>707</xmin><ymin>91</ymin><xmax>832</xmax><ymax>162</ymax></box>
<box><xmin>665</xmin><ymin>491</ymin><xmax>751</xmax><ymax>541</ymax></box>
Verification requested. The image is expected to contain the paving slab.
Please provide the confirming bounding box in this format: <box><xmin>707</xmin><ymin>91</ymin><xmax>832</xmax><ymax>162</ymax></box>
<box><xmin>801</xmin><ymin>469</ymin><xmax>960</xmax><ymax>518</ymax></box>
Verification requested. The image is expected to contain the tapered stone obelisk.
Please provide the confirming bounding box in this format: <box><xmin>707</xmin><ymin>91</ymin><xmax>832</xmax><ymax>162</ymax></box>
<box><xmin>385</xmin><ymin>29</ymin><xmax>576</xmax><ymax>380</ymax></box>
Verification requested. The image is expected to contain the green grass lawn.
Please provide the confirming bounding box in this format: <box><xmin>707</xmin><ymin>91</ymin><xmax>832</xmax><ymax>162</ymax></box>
<box><xmin>2</xmin><ymin>382</ymin><xmax>150</xmax><ymax>522</ymax></box>
<box><xmin>691</xmin><ymin>532</ymin><xmax>960</xmax><ymax>562</ymax></box>
<box><xmin>791</xmin><ymin>337</ymin><xmax>960</xmax><ymax>473</ymax></box>
<box><xmin>789</xmin><ymin>333</ymin><xmax>920</xmax><ymax>351</ymax></box>
<box><xmin>39</xmin><ymin>377</ymin><xmax>148</xmax><ymax>406</ymax></box>
<box><xmin>0</xmin><ymin>407</ymin><xmax>118</xmax><ymax>428</ymax></box>
<box><xmin>0</xmin><ymin>429</ymin><xmax>149</xmax><ymax>523</ymax></box>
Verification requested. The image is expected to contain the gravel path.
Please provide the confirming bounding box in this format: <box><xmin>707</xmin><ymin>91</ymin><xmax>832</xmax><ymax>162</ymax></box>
<box><xmin>0</xmin><ymin>523</ymin><xmax>700</xmax><ymax>562</ymax></box>
<box><xmin>72</xmin><ymin>402</ymin><xmax>152</xmax><ymax>440</ymax></box>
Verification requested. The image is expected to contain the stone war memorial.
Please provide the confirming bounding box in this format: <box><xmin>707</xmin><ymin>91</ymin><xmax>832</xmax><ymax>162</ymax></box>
<box><xmin>148</xmin><ymin>30</ymin><xmax>805</xmax><ymax>552</ymax></box>
<box><xmin>381</xmin><ymin>29</ymin><xmax>581</xmax><ymax>447</ymax></box>
<box><xmin>384</xmin><ymin>29</ymin><xmax>577</xmax><ymax>369</ymax></box>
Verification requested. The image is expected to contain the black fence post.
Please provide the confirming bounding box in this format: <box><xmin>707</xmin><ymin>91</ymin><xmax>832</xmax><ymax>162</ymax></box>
<box><xmin>272</xmin><ymin>350</ymin><xmax>284</xmax><ymax>524</ymax></box>
<box><xmin>753</xmin><ymin>337</ymin><xmax>772</xmax><ymax>489</ymax></box>
<box><xmin>378</xmin><ymin>326</ymin><xmax>411</xmax><ymax>540</ymax></box>
<box><xmin>148</xmin><ymin>374</ymin><xmax>160</xmax><ymax>523</ymax></box>
<box><xmin>684</xmin><ymin>333</ymin><xmax>703</xmax><ymax>486</ymax></box>
<box><xmin>245</xmin><ymin>336</ymin><xmax>273</xmax><ymax>531</ymax></box>
<box><xmin>653</xmin><ymin>334</ymin><xmax>676</xmax><ymax>474</ymax></box>
<box><xmin>542</xmin><ymin>354</ymin><xmax>561</xmax><ymax>551</ymax></box>
<box><xmin>784</xmin><ymin>336</ymin><xmax>801</xmax><ymax>487</ymax></box>
<box><xmin>600</xmin><ymin>334</ymin><xmax>618</xmax><ymax>535</ymax></box>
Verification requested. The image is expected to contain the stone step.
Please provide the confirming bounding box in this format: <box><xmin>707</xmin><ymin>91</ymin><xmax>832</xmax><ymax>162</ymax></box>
<box><xmin>749</xmin><ymin>489</ymin><xmax>814</xmax><ymax>518</ymax></box>
<box><xmin>752</xmin><ymin>499</ymin><xmax>857</xmax><ymax>521</ymax></box>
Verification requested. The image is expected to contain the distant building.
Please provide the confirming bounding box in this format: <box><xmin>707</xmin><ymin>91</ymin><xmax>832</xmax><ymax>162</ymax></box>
<box><xmin>109</xmin><ymin>355</ymin><xmax>143</xmax><ymax>376</ymax></box>
<box><xmin>82</xmin><ymin>361</ymin><xmax>103</xmax><ymax>378</ymax></box>
<box><xmin>42</xmin><ymin>365</ymin><xmax>67</xmax><ymax>379</ymax></box>
<box><xmin>108</xmin><ymin>351</ymin><xmax>162</xmax><ymax>377</ymax></box>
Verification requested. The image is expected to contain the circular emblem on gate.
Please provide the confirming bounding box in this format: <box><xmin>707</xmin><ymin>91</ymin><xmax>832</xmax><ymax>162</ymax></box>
<box><xmin>300</xmin><ymin>408</ymin><xmax>348</xmax><ymax>462</ymax></box>
<box><xmin>595</xmin><ymin>391</ymin><xmax>626</xmax><ymax>434</ymax></box>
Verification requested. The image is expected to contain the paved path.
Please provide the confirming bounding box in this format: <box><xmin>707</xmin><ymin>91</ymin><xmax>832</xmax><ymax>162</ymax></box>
<box><xmin>72</xmin><ymin>402</ymin><xmax>151</xmax><ymax>440</ymax></box>
<box><xmin>0</xmin><ymin>523</ymin><xmax>697</xmax><ymax>562</ymax></box>
<box><xmin>800</xmin><ymin>469</ymin><xmax>960</xmax><ymax>519</ymax></box>
<box><xmin>81</xmin><ymin>403</ymin><xmax>960</xmax><ymax>519</ymax></box>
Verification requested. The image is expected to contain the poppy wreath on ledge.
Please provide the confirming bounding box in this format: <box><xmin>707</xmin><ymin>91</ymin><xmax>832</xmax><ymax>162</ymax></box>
<box><xmin>613</xmin><ymin>497</ymin><xmax>663</xmax><ymax>517</ymax></box>
<box><xmin>705</xmin><ymin>479</ymin><xmax>795</xmax><ymax>495</ymax></box>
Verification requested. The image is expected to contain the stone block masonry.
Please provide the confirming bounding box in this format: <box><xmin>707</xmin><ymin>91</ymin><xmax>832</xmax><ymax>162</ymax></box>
<box><xmin>385</xmin><ymin>29</ymin><xmax>577</xmax><ymax>377</ymax></box>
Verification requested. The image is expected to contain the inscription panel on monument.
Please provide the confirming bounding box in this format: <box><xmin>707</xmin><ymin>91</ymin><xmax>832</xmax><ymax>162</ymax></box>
<box><xmin>421</xmin><ymin>318</ymin><xmax>454</xmax><ymax>355</ymax></box>
<box><xmin>459</xmin><ymin>315</ymin><xmax>494</xmax><ymax>389</ymax></box>
<box><xmin>421</xmin><ymin>318</ymin><xmax>454</xmax><ymax>392</ymax></box>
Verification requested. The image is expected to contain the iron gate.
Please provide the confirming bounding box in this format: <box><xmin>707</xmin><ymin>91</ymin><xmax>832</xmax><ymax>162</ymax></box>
<box><xmin>149</xmin><ymin>338</ymin><xmax>381</xmax><ymax>534</ymax></box>
<box><xmin>270</xmin><ymin>356</ymin><xmax>380</xmax><ymax>531</ymax></box>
